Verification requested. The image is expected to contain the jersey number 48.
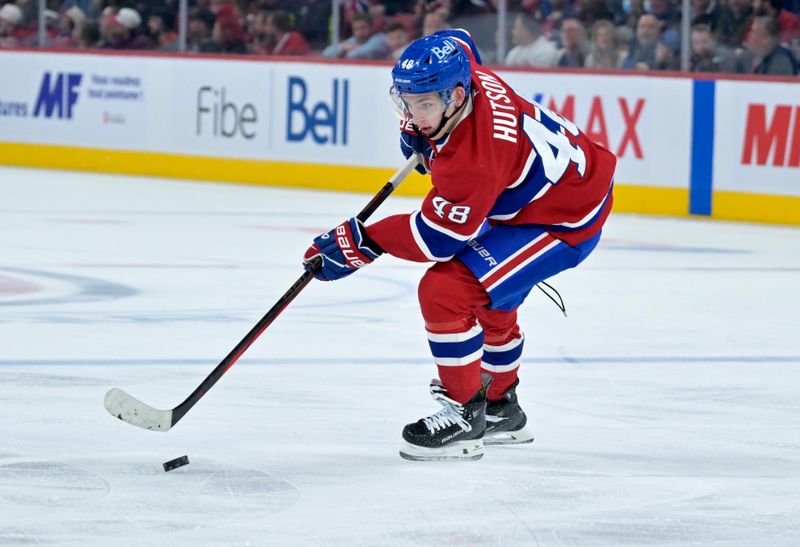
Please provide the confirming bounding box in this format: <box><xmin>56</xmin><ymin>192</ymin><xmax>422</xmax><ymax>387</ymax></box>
<box><xmin>523</xmin><ymin>102</ymin><xmax>587</xmax><ymax>184</ymax></box>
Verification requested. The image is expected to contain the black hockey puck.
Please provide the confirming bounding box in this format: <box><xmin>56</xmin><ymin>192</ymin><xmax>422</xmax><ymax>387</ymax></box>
<box><xmin>162</xmin><ymin>455</ymin><xmax>189</xmax><ymax>472</ymax></box>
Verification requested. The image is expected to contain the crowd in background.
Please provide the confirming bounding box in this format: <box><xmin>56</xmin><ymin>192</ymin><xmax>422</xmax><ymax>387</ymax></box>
<box><xmin>0</xmin><ymin>0</ymin><xmax>797</xmax><ymax>75</ymax></box>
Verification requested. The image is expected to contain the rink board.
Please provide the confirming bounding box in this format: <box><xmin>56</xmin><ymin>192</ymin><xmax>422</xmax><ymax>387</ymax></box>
<box><xmin>0</xmin><ymin>50</ymin><xmax>798</xmax><ymax>224</ymax></box>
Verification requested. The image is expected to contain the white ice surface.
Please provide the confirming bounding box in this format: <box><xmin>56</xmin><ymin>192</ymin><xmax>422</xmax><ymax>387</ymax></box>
<box><xmin>1</xmin><ymin>166</ymin><xmax>799</xmax><ymax>546</ymax></box>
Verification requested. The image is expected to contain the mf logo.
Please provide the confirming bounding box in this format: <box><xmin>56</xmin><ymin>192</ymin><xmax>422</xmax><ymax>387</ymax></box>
<box><xmin>286</xmin><ymin>76</ymin><xmax>348</xmax><ymax>145</ymax></box>
<box><xmin>33</xmin><ymin>72</ymin><xmax>82</xmax><ymax>119</ymax></box>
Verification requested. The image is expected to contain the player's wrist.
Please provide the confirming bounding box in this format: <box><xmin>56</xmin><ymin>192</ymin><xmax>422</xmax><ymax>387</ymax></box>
<box><xmin>354</xmin><ymin>220</ymin><xmax>384</xmax><ymax>258</ymax></box>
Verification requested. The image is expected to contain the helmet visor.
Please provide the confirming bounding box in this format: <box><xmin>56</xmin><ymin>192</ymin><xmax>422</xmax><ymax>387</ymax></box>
<box><xmin>389</xmin><ymin>86</ymin><xmax>447</xmax><ymax>122</ymax></box>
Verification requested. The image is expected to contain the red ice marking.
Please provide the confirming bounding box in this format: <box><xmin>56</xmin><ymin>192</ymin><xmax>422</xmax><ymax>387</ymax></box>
<box><xmin>0</xmin><ymin>275</ymin><xmax>41</xmax><ymax>296</ymax></box>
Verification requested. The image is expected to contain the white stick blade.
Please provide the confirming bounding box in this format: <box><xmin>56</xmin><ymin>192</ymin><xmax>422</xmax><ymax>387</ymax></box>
<box><xmin>104</xmin><ymin>388</ymin><xmax>173</xmax><ymax>432</ymax></box>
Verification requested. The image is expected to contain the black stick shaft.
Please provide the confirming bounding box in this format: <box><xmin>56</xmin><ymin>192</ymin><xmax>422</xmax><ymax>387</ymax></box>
<box><xmin>170</xmin><ymin>156</ymin><xmax>419</xmax><ymax>427</ymax></box>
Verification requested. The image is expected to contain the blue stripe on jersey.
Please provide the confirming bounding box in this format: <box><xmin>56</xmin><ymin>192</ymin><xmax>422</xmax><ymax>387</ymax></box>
<box><xmin>525</xmin><ymin>183</ymin><xmax>613</xmax><ymax>233</ymax></box>
<box><xmin>457</xmin><ymin>224</ymin><xmax>602</xmax><ymax>311</ymax></box>
<box><xmin>482</xmin><ymin>343</ymin><xmax>524</xmax><ymax>366</ymax></box>
<box><xmin>428</xmin><ymin>332</ymin><xmax>485</xmax><ymax>359</ymax></box>
<box><xmin>487</xmin><ymin>156</ymin><xmax>549</xmax><ymax>218</ymax></box>
<box><xmin>413</xmin><ymin>212</ymin><xmax>470</xmax><ymax>259</ymax></box>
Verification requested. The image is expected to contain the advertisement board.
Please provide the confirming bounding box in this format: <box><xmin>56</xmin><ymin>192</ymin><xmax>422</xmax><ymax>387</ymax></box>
<box><xmin>0</xmin><ymin>51</ymin><xmax>693</xmax><ymax>184</ymax></box>
<box><xmin>714</xmin><ymin>80</ymin><xmax>800</xmax><ymax>197</ymax></box>
<box><xmin>498</xmin><ymin>71</ymin><xmax>693</xmax><ymax>189</ymax></box>
<box><xmin>269</xmin><ymin>62</ymin><xmax>398</xmax><ymax>167</ymax></box>
<box><xmin>1</xmin><ymin>50</ymin><xmax>798</xmax><ymax>224</ymax></box>
<box><xmin>0</xmin><ymin>52</ymin><xmax>151</xmax><ymax>148</ymax></box>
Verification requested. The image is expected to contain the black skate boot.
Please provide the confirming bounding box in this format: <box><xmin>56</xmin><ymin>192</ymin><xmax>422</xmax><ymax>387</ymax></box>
<box><xmin>484</xmin><ymin>379</ymin><xmax>534</xmax><ymax>445</ymax></box>
<box><xmin>399</xmin><ymin>380</ymin><xmax>486</xmax><ymax>461</ymax></box>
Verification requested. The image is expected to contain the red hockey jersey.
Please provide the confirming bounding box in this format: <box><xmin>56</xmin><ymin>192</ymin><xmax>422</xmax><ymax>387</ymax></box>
<box><xmin>367</xmin><ymin>59</ymin><xmax>616</xmax><ymax>263</ymax></box>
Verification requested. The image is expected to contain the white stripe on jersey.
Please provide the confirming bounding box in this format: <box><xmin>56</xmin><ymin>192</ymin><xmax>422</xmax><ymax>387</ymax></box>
<box><xmin>552</xmin><ymin>186</ymin><xmax>610</xmax><ymax>229</ymax></box>
<box><xmin>484</xmin><ymin>239</ymin><xmax>561</xmax><ymax>292</ymax></box>
<box><xmin>487</xmin><ymin>210</ymin><xmax>520</xmax><ymax>221</ymax></box>
<box><xmin>419</xmin><ymin>209</ymin><xmax>477</xmax><ymax>241</ymax></box>
<box><xmin>483</xmin><ymin>334</ymin><xmax>525</xmax><ymax>352</ymax></box>
<box><xmin>531</xmin><ymin>181</ymin><xmax>552</xmax><ymax>202</ymax></box>
<box><xmin>478</xmin><ymin>233</ymin><xmax>551</xmax><ymax>283</ymax></box>
<box><xmin>427</xmin><ymin>325</ymin><xmax>483</xmax><ymax>343</ymax></box>
<box><xmin>481</xmin><ymin>360</ymin><xmax>521</xmax><ymax>373</ymax></box>
<box><xmin>409</xmin><ymin>211</ymin><xmax>445</xmax><ymax>261</ymax></box>
<box><xmin>435</xmin><ymin>348</ymin><xmax>484</xmax><ymax>367</ymax></box>
<box><xmin>507</xmin><ymin>148</ymin><xmax>537</xmax><ymax>189</ymax></box>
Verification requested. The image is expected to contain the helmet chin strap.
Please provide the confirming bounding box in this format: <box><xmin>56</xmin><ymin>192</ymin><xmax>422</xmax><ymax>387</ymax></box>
<box><xmin>412</xmin><ymin>95</ymin><xmax>468</xmax><ymax>142</ymax></box>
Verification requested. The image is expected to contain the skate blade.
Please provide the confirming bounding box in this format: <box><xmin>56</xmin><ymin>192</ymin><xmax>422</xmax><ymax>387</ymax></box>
<box><xmin>484</xmin><ymin>427</ymin><xmax>534</xmax><ymax>446</ymax></box>
<box><xmin>399</xmin><ymin>439</ymin><xmax>485</xmax><ymax>461</ymax></box>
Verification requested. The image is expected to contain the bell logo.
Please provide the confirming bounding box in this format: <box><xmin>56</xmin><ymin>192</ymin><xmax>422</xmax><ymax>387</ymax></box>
<box><xmin>33</xmin><ymin>72</ymin><xmax>82</xmax><ymax>119</ymax></box>
<box><xmin>430</xmin><ymin>40</ymin><xmax>457</xmax><ymax>60</ymax></box>
<box><xmin>286</xmin><ymin>76</ymin><xmax>349</xmax><ymax>145</ymax></box>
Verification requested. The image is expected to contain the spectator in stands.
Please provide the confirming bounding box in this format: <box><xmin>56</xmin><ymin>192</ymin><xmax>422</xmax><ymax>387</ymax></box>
<box><xmin>746</xmin><ymin>15</ymin><xmax>799</xmax><ymax>74</ymax></box>
<box><xmin>322</xmin><ymin>13</ymin><xmax>390</xmax><ymax>59</ymax></box>
<box><xmin>187</xmin><ymin>9</ymin><xmax>216</xmax><ymax>53</ymax></box>
<box><xmin>211</xmin><ymin>5</ymin><xmax>247</xmax><ymax>54</ymax></box>
<box><xmin>505</xmin><ymin>13</ymin><xmax>558</xmax><ymax>66</ymax></box>
<box><xmin>691</xmin><ymin>22</ymin><xmax>738</xmax><ymax>71</ymax></box>
<box><xmin>97</xmin><ymin>5</ymin><xmax>116</xmax><ymax>43</ymax></box>
<box><xmin>574</xmin><ymin>0</ymin><xmax>615</xmax><ymax>27</ymax></box>
<box><xmin>148</xmin><ymin>8</ymin><xmax>178</xmax><ymax>51</ymax></box>
<box><xmin>295</xmin><ymin>0</ymin><xmax>332</xmax><ymax>51</ymax></box>
<box><xmin>415</xmin><ymin>0</ymin><xmax>452</xmax><ymax>19</ymax></box>
<box><xmin>0</xmin><ymin>3</ymin><xmax>23</xmax><ymax>48</ymax></box>
<box><xmin>73</xmin><ymin>18</ymin><xmax>99</xmax><ymax>48</ymax></box>
<box><xmin>692</xmin><ymin>0</ymin><xmax>725</xmax><ymax>32</ymax></box>
<box><xmin>649</xmin><ymin>0</ymin><xmax>681</xmax><ymax>32</ymax></box>
<box><xmin>584</xmin><ymin>19</ymin><xmax>627</xmax><ymax>68</ymax></box>
<box><xmin>618</xmin><ymin>0</ymin><xmax>646</xmax><ymax>29</ymax></box>
<box><xmin>753</xmin><ymin>0</ymin><xmax>800</xmax><ymax>44</ymax></box>
<box><xmin>623</xmin><ymin>13</ymin><xmax>662</xmax><ymax>69</ymax></box>
<box><xmin>367</xmin><ymin>2</ymin><xmax>388</xmax><ymax>33</ymax></box>
<box><xmin>449</xmin><ymin>0</ymin><xmax>493</xmax><ymax>17</ymax></box>
<box><xmin>58</xmin><ymin>0</ymin><xmax>97</xmax><ymax>19</ymax></box>
<box><xmin>542</xmin><ymin>0</ymin><xmax>570</xmax><ymax>38</ymax></box>
<box><xmin>42</xmin><ymin>9</ymin><xmax>61</xmax><ymax>44</ymax></box>
<box><xmin>654</xmin><ymin>35</ymin><xmax>680</xmax><ymax>69</ymax></box>
<box><xmin>259</xmin><ymin>10</ymin><xmax>310</xmax><ymax>55</ymax></box>
<box><xmin>102</xmin><ymin>7</ymin><xmax>152</xmax><ymax>50</ymax></box>
<box><xmin>385</xmin><ymin>20</ymin><xmax>411</xmax><ymax>59</ymax></box>
<box><xmin>639</xmin><ymin>0</ymin><xmax>680</xmax><ymax>54</ymax></box>
<box><xmin>422</xmin><ymin>9</ymin><xmax>449</xmax><ymax>35</ymax></box>
<box><xmin>717</xmin><ymin>0</ymin><xmax>754</xmax><ymax>47</ymax></box>
<box><xmin>52</xmin><ymin>5</ymin><xmax>85</xmax><ymax>48</ymax></box>
<box><xmin>556</xmin><ymin>17</ymin><xmax>589</xmax><ymax>67</ymax></box>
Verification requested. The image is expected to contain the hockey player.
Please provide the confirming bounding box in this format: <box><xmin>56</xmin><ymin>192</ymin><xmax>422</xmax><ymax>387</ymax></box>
<box><xmin>304</xmin><ymin>30</ymin><xmax>616</xmax><ymax>461</ymax></box>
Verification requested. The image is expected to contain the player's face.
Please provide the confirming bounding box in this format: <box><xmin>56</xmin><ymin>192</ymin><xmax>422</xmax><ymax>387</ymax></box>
<box><xmin>400</xmin><ymin>92</ymin><xmax>447</xmax><ymax>135</ymax></box>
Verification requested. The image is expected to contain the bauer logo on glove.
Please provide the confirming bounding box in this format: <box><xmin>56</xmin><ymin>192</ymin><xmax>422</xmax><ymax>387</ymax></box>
<box><xmin>304</xmin><ymin>218</ymin><xmax>384</xmax><ymax>281</ymax></box>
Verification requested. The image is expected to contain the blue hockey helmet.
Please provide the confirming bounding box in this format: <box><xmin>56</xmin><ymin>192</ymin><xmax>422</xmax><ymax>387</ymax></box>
<box><xmin>390</xmin><ymin>34</ymin><xmax>471</xmax><ymax>116</ymax></box>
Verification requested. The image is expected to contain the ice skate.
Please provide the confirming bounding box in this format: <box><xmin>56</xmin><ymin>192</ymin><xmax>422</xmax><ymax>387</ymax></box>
<box><xmin>400</xmin><ymin>380</ymin><xmax>486</xmax><ymax>461</ymax></box>
<box><xmin>484</xmin><ymin>380</ymin><xmax>534</xmax><ymax>445</ymax></box>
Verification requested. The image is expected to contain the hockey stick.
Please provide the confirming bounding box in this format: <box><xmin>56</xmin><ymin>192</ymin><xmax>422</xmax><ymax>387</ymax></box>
<box><xmin>104</xmin><ymin>155</ymin><xmax>420</xmax><ymax>432</ymax></box>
